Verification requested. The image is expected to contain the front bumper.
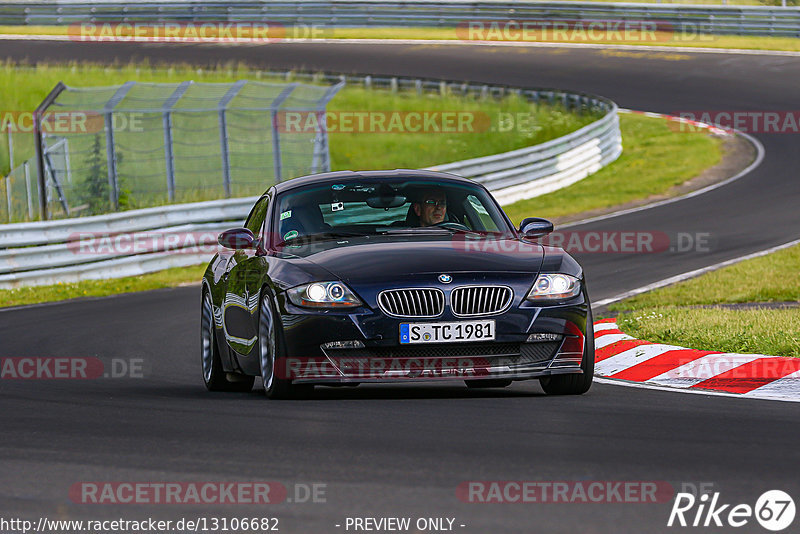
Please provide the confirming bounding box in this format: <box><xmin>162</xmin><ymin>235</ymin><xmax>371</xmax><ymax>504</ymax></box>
<box><xmin>276</xmin><ymin>292</ymin><xmax>589</xmax><ymax>384</ymax></box>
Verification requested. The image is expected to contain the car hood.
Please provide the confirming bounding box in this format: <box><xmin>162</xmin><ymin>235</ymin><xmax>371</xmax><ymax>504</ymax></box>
<box><xmin>292</xmin><ymin>237</ymin><xmax>544</xmax><ymax>283</ymax></box>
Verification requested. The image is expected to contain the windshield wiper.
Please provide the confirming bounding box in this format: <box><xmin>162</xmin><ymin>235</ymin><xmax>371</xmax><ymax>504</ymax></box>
<box><xmin>380</xmin><ymin>227</ymin><xmax>483</xmax><ymax>237</ymax></box>
<box><xmin>380</xmin><ymin>227</ymin><xmax>451</xmax><ymax>234</ymax></box>
<box><xmin>276</xmin><ymin>231</ymin><xmax>365</xmax><ymax>247</ymax></box>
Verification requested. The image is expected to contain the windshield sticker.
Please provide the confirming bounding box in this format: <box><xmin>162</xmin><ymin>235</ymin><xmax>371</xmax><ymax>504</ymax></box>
<box><xmin>331</xmin><ymin>202</ymin><xmax>344</xmax><ymax>212</ymax></box>
<box><xmin>283</xmin><ymin>230</ymin><xmax>299</xmax><ymax>241</ymax></box>
<box><xmin>280</xmin><ymin>210</ymin><xmax>292</xmax><ymax>221</ymax></box>
<box><xmin>332</xmin><ymin>184</ymin><xmax>345</xmax><ymax>190</ymax></box>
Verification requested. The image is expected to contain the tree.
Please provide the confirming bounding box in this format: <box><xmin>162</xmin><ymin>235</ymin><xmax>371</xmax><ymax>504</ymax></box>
<box><xmin>76</xmin><ymin>133</ymin><xmax>110</xmax><ymax>215</ymax></box>
<box><xmin>75</xmin><ymin>134</ymin><xmax>128</xmax><ymax>214</ymax></box>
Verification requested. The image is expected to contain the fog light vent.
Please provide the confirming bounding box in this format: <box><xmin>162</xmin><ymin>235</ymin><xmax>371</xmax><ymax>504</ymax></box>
<box><xmin>527</xmin><ymin>333</ymin><xmax>563</xmax><ymax>342</ymax></box>
<box><xmin>321</xmin><ymin>340</ymin><xmax>365</xmax><ymax>350</ymax></box>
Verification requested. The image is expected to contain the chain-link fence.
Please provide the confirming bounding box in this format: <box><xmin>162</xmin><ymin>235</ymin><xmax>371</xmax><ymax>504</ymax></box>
<box><xmin>1</xmin><ymin>79</ymin><xmax>343</xmax><ymax>222</ymax></box>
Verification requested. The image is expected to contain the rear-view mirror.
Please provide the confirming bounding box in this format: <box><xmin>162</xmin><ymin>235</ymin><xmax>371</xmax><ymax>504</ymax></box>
<box><xmin>519</xmin><ymin>217</ymin><xmax>554</xmax><ymax>238</ymax></box>
<box><xmin>218</xmin><ymin>227</ymin><xmax>256</xmax><ymax>250</ymax></box>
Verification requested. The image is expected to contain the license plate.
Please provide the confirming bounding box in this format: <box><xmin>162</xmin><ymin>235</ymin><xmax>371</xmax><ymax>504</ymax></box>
<box><xmin>400</xmin><ymin>320</ymin><xmax>495</xmax><ymax>344</ymax></box>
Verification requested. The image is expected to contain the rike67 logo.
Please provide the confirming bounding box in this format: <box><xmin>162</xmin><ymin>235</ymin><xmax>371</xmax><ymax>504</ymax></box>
<box><xmin>668</xmin><ymin>490</ymin><xmax>795</xmax><ymax>531</ymax></box>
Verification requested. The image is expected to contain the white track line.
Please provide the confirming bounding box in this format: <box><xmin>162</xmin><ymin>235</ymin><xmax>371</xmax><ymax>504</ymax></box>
<box><xmin>594</xmin><ymin>377</ymin><xmax>800</xmax><ymax>403</ymax></box>
<box><xmin>593</xmin><ymin>237</ymin><xmax>800</xmax><ymax>308</ymax></box>
<box><xmin>563</xmin><ymin>128</ymin><xmax>765</xmax><ymax>229</ymax></box>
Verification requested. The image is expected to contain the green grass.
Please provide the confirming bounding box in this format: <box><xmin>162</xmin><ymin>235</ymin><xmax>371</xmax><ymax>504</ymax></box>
<box><xmin>328</xmin><ymin>87</ymin><xmax>597</xmax><ymax>170</ymax></box>
<box><xmin>616</xmin><ymin>307</ymin><xmax>800</xmax><ymax>357</ymax></box>
<box><xmin>611</xmin><ymin>243</ymin><xmax>800</xmax><ymax>310</ymax></box>
<box><xmin>0</xmin><ymin>62</ymin><xmax>598</xmax><ymax>220</ymax></box>
<box><xmin>6</xmin><ymin>25</ymin><xmax>800</xmax><ymax>52</ymax></box>
<box><xmin>611</xmin><ymin>243</ymin><xmax>800</xmax><ymax>357</ymax></box>
<box><xmin>0</xmin><ymin>264</ymin><xmax>206</xmax><ymax>308</ymax></box>
<box><xmin>502</xmin><ymin>113</ymin><xmax>722</xmax><ymax>224</ymax></box>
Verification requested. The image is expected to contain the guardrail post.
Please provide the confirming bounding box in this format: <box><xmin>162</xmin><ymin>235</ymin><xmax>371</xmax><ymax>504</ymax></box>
<box><xmin>217</xmin><ymin>80</ymin><xmax>247</xmax><ymax>198</ymax></box>
<box><xmin>310</xmin><ymin>80</ymin><xmax>346</xmax><ymax>173</ymax></box>
<box><xmin>7</xmin><ymin>129</ymin><xmax>13</xmax><ymax>171</ymax></box>
<box><xmin>42</xmin><ymin>143</ymin><xmax>69</xmax><ymax>217</ymax></box>
<box><xmin>270</xmin><ymin>83</ymin><xmax>298</xmax><ymax>183</ymax></box>
<box><xmin>102</xmin><ymin>81</ymin><xmax>135</xmax><ymax>211</ymax></box>
<box><xmin>162</xmin><ymin>81</ymin><xmax>192</xmax><ymax>202</ymax></box>
<box><xmin>63</xmin><ymin>139</ymin><xmax>72</xmax><ymax>184</ymax></box>
<box><xmin>33</xmin><ymin>81</ymin><xmax>66</xmax><ymax>221</ymax></box>
<box><xmin>5</xmin><ymin>174</ymin><xmax>10</xmax><ymax>223</ymax></box>
<box><xmin>24</xmin><ymin>161</ymin><xmax>33</xmax><ymax>220</ymax></box>
<box><xmin>103</xmin><ymin>113</ymin><xmax>118</xmax><ymax>208</ymax></box>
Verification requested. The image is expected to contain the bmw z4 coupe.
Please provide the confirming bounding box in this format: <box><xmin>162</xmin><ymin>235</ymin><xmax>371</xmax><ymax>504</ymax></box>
<box><xmin>201</xmin><ymin>170</ymin><xmax>594</xmax><ymax>398</ymax></box>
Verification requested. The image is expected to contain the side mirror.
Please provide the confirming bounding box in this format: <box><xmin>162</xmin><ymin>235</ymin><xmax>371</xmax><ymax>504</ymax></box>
<box><xmin>519</xmin><ymin>217</ymin><xmax>554</xmax><ymax>238</ymax></box>
<box><xmin>218</xmin><ymin>227</ymin><xmax>256</xmax><ymax>250</ymax></box>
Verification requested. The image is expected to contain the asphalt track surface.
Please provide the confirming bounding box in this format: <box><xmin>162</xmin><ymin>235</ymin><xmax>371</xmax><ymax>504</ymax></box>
<box><xmin>2</xmin><ymin>41</ymin><xmax>800</xmax><ymax>533</ymax></box>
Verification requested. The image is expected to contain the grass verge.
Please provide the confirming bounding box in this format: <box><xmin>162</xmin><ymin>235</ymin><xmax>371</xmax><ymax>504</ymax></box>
<box><xmin>0</xmin><ymin>264</ymin><xmax>206</xmax><ymax>308</ymax></box>
<box><xmin>611</xmin><ymin>243</ymin><xmax>800</xmax><ymax>357</ymax></box>
<box><xmin>0</xmin><ymin>62</ymin><xmax>597</xmax><ymax>215</ymax></box>
<box><xmin>4</xmin><ymin>26</ymin><xmax>800</xmax><ymax>52</ymax></box>
<box><xmin>502</xmin><ymin>112</ymin><xmax>722</xmax><ymax>224</ymax></box>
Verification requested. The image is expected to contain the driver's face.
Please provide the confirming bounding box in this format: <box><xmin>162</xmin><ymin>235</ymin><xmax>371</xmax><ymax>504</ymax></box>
<box><xmin>414</xmin><ymin>192</ymin><xmax>447</xmax><ymax>227</ymax></box>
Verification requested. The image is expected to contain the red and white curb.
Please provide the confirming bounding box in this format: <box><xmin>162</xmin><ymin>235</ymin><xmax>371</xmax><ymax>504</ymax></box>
<box><xmin>593</xmin><ymin>319</ymin><xmax>800</xmax><ymax>401</ymax></box>
<box><xmin>619</xmin><ymin>109</ymin><xmax>732</xmax><ymax>136</ymax></box>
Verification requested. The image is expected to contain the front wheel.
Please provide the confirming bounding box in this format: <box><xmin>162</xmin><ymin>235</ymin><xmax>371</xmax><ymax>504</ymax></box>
<box><xmin>259</xmin><ymin>290</ymin><xmax>313</xmax><ymax>400</ymax></box>
<box><xmin>201</xmin><ymin>290</ymin><xmax>254</xmax><ymax>392</ymax></box>
<box><xmin>539</xmin><ymin>309</ymin><xmax>595</xmax><ymax>396</ymax></box>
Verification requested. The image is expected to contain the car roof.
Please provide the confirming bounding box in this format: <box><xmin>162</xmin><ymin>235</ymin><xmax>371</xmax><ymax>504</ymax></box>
<box><xmin>271</xmin><ymin>169</ymin><xmax>478</xmax><ymax>195</ymax></box>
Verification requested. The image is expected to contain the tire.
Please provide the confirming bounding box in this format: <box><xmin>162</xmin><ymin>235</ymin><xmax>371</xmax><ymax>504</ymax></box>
<box><xmin>259</xmin><ymin>289</ymin><xmax>313</xmax><ymax>400</ymax></box>
<box><xmin>539</xmin><ymin>308</ymin><xmax>595</xmax><ymax>396</ymax></box>
<box><xmin>201</xmin><ymin>290</ymin><xmax>254</xmax><ymax>392</ymax></box>
<box><xmin>465</xmin><ymin>379</ymin><xmax>512</xmax><ymax>388</ymax></box>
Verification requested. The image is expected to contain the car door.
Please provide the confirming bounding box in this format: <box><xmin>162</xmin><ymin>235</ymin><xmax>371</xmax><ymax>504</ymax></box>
<box><xmin>222</xmin><ymin>194</ymin><xmax>270</xmax><ymax>360</ymax></box>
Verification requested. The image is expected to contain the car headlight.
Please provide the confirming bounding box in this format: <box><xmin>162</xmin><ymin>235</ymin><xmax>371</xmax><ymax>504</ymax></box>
<box><xmin>526</xmin><ymin>274</ymin><xmax>581</xmax><ymax>300</ymax></box>
<box><xmin>286</xmin><ymin>281</ymin><xmax>362</xmax><ymax>308</ymax></box>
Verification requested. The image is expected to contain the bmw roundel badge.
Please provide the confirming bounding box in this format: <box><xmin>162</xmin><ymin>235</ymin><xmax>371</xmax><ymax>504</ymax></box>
<box><xmin>438</xmin><ymin>274</ymin><xmax>452</xmax><ymax>283</ymax></box>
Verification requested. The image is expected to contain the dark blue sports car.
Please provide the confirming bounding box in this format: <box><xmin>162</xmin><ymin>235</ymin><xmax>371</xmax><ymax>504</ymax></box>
<box><xmin>201</xmin><ymin>170</ymin><xmax>594</xmax><ymax>398</ymax></box>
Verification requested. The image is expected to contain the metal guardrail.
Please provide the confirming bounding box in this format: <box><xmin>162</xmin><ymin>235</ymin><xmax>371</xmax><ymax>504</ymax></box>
<box><xmin>435</xmin><ymin>108</ymin><xmax>620</xmax><ymax>204</ymax></box>
<box><xmin>2</xmin><ymin>0</ymin><xmax>800</xmax><ymax>37</ymax></box>
<box><xmin>0</xmin><ymin>72</ymin><xmax>621</xmax><ymax>289</ymax></box>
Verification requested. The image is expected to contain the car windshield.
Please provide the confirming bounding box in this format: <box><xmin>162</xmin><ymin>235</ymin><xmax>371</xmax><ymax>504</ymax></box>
<box><xmin>273</xmin><ymin>178</ymin><xmax>512</xmax><ymax>246</ymax></box>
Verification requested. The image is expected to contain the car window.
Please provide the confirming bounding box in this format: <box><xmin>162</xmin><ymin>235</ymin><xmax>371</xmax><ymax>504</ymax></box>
<box><xmin>245</xmin><ymin>195</ymin><xmax>269</xmax><ymax>238</ymax></box>
<box><xmin>465</xmin><ymin>194</ymin><xmax>495</xmax><ymax>230</ymax></box>
<box><xmin>320</xmin><ymin>202</ymin><xmax>409</xmax><ymax>226</ymax></box>
<box><xmin>274</xmin><ymin>179</ymin><xmax>511</xmax><ymax>241</ymax></box>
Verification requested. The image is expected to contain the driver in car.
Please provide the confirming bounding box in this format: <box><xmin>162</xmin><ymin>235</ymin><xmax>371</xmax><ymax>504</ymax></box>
<box><xmin>413</xmin><ymin>190</ymin><xmax>448</xmax><ymax>227</ymax></box>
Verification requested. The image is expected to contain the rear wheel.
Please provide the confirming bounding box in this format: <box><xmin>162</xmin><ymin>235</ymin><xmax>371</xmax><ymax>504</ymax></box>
<box><xmin>259</xmin><ymin>290</ymin><xmax>313</xmax><ymax>400</ymax></box>
<box><xmin>201</xmin><ymin>290</ymin><xmax>254</xmax><ymax>392</ymax></box>
<box><xmin>539</xmin><ymin>309</ymin><xmax>595</xmax><ymax>396</ymax></box>
<box><xmin>465</xmin><ymin>379</ymin><xmax>512</xmax><ymax>389</ymax></box>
